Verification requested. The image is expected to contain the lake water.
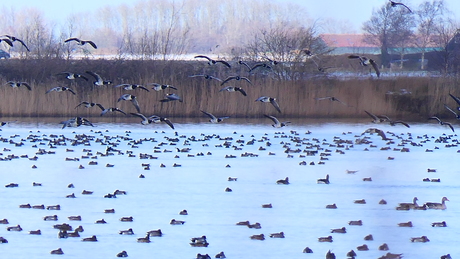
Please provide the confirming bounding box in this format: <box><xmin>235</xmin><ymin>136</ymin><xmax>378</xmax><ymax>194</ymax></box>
<box><xmin>0</xmin><ymin>119</ymin><xmax>457</xmax><ymax>258</ymax></box>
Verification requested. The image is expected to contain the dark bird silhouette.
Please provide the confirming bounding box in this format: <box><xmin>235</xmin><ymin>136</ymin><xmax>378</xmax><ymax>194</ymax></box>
<box><xmin>264</xmin><ymin>115</ymin><xmax>290</xmax><ymax>128</ymax></box>
<box><xmin>117</xmin><ymin>94</ymin><xmax>141</xmax><ymax>113</ymax></box>
<box><xmin>365</xmin><ymin>110</ymin><xmax>386</xmax><ymax>123</ymax></box>
<box><xmin>348</xmin><ymin>55</ymin><xmax>380</xmax><ymax>77</ymax></box>
<box><xmin>2</xmin><ymin>35</ymin><xmax>29</xmax><ymax>51</ymax></box>
<box><xmin>249</xmin><ymin>63</ymin><xmax>272</xmax><ymax>72</ymax></box>
<box><xmin>221</xmin><ymin>75</ymin><xmax>252</xmax><ymax>86</ymax></box>
<box><xmin>448</xmin><ymin>93</ymin><xmax>460</xmax><ymax>111</ymax></box>
<box><xmin>314</xmin><ymin>96</ymin><xmax>349</xmax><ymax>106</ymax></box>
<box><xmin>75</xmin><ymin>102</ymin><xmax>104</xmax><ymax>109</ymax></box>
<box><xmin>428</xmin><ymin>116</ymin><xmax>454</xmax><ymax>132</ymax></box>
<box><xmin>189</xmin><ymin>74</ymin><xmax>222</xmax><ymax>82</ymax></box>
<box><xmin>256</xmin><ymin>96</ymin><xmax>281</xmax><ymax>113</ymax></box>
<box><xmin>56</xmin><ymin>72</ymin><xmax>88</xmax><ymax>81</ymax></box>
<box><xmin>97</xmin><ymin>105</ymin><xmax>127</xmax><ymax>116</ymax></box>
<box><xmin>85</xmin><ymin>71</ymin><xmax>112</xmax><ymax>86</ymax></box>
<box><xmin>130</xmin><ymin>113</ymin><xmax>174</xmax><ymax>129</ymax></box>
<box><xmin>46</xmin><ymin>86</ymin><xmax>76</xmax><ymax>95</ymax></box>
<box><xmin>219</xmin><ymin>86</ymin><xmax>247</xmax><ymax>96</ymax></box>
<box><xmin>389</xmin><ymin>0</ymin><xmax>412</xmax><ymax>12</ymax></box>
<box><xmin>0</xmin><ymin>38</ymin><xmax>13</xmax><ymax>47</ymax></box>
<box><xmin>444</xmin><ymin>104</ymin><xmax>460</xmax><ymax>119</ymax></box>
<box><xmin>362</xmin><ymin>128</ymin><xmax>391</xmax><ymax>140</ymax></box>
<box><xmin>160</xmin><ymin>93</ymin><xmax>183</xmax><ymax>102</ymax></box>
<box><xmin>238</xmin><ymin>60</ymin><xmax>252</xmax><ymax>71</ymax></box>
<box><xmin>6</xmin><ymin>81</ymin><xmax>31</xmax><ymax>90</ymax></box>
<box><xmin>150</xmin><ymin>83</ymin><xmax>177</xmax><ymax>91</ymax></box>
<box><xmin>194</xmin><ymin>55</ymin><xmax>231</xmax><ymax>68</ymax></box>
<box><xmin>60</xmin><ymin>117</ymin><xmax>93</xmax><ymax>129</ymax></box>
<box><xmin>115</xmin><ymin>84</ymin><xmax>149</xmax><ymax>91</ymax></box>
<box><xmin>64</xmin><ymin>38</ymin><xmax>97</xmax><ymax>49</ymax></box>
<box><xmin>378</xmin><ymin>115</ymin><xmax>411</xmax><ymax>128</ymax></box>
<box><xmin>201</xmin><ymin>110</ymin><xmax>229</xmax><ymax>123</ymax></box>
<box><xmin>264</xmin><ymin>56</ymin><xmax>280</xmax><ymax>65</ymax></box>
<box><xmin>326</xmin><ymin>250</ymin><xmax>336</xmax><ymax>259</ymax></box>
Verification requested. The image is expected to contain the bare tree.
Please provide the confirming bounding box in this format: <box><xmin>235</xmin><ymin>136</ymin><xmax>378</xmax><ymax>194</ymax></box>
<box><xmin>415</xmin><ymin>0</ymin><xmax>447</xmax><ymax>69</ymax></box>
<box><xmin>362</xmin><ymin>1</ymin><xmax>414</xmax><ymax>68</ymax></box>
<box><xmin>433</xmin><ymin>18</ymin><xmax>460</xmax><ymax>74</ymax></box>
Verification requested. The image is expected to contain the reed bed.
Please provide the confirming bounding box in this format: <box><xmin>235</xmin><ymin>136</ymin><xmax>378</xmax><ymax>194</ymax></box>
<box><xmin>0</xmin><ymin>59</ymin><xmax>458</xmax><ymax>120</ymax></box>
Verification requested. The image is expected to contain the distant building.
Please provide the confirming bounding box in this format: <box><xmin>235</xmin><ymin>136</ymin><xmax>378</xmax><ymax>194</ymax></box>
<box><xmin>319</xmin><ymin>34</ymin><xmax>442</xmax><ymax>55</ymax></box>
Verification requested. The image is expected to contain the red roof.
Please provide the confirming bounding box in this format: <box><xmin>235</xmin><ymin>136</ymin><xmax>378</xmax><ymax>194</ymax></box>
<box><xmin>320</xmin><ymin>34</ymin><xmax>379</xmax><ymax>48</ymax></box>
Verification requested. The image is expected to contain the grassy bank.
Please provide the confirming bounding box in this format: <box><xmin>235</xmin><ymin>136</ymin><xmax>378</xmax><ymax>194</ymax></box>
<box><xmin>0</xmin><ymin>59</ymin><xmax>458</xmax><ymax>120</ymax></box>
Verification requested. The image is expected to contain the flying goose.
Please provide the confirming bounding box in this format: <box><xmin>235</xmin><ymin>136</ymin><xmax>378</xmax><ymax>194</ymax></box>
<box><xmin>448</xmin><ymin>93</ymin><xmax>460</xmax><ymax>110</ymax></box>
<box><xmin>444</xmin><ymin>104</ymin><xmax>460</xmax><ymax>119</ymax></box>
<box><xmin>160</xmin><ymin>93</ymin><xmax>183</xmax><ymax>102</ymax></box>
<box><xmin>364</xmin><ymin>110</ymin><xmax>386</xmax><ymax>123</ymax></box>
<box><xmin>389</xmin><ymin>0</ymin><xmax>412</xmax><ymax>12</ymax></box>
<box><xmin>314</xmin><ymin>96</ymin><xmax>349</xmax><ymax>106</ymax></box>
<box><xmin>220</xmin><ymin>75</ymin><xmax>252</xmax><ymax>86</ymax></box>
<box><xmin>86</xmin><ymin>71</ymin><xmax>112</xmax><ymax>86</ymax></box>
<box><xmin>238</xmin><ymin>60</ymin><xmax>252</xmax><ymax>71</ymax></box>
<box><xmin>219</xmin><ymin>86</ymin><xmax>247</xmax><ymax>96</ymax></box>
<box><xmin>264</xmin><ymin>115</ymin><xmax>290</xmax><ymax>128</ymax></box>
<box><xmin>75</xmin><ymin>102</ymin><xmax>104</xmax><ymax>109</ymax></box>
<box><xmin>56</xmin><ymin>72</ymin><xmax>88</xmax><ymax>81</ymax></box>
<box><xmin>428</xmin><ymin>116</ymin><xmax>454</xmax><ymax>132</ymax></box>
<box><xmin>115</xmin><ymin>84</ymin><xmax>149</xmax><ymax>91</ymax></box>
<box><xmin>65</xmin><ymin>38</ymin><xmax>97</xmax><ymax>49</ymax></box>
<box><xmin>130</xmin><ymin>113</ymin><xmax>175</xmax><ymax>129</ymax></box>
<box><xmin>378</xmin><ymin>115</ymin><xmax>411</xmax><ymax>128</ymax></box>
<box><xmin>6</xmin><ymin>81</ymin><xmax>31</xmax><ymax>90</ymax></box>
<box><xmin>150</xmin><ymin>83</ymin><xmax>177</xmax><ymax>91</ymax></box>
<box><xmin>362</xmin><ymin>128</ymin><xmax>391</xmax><ymax>140</ymax></box>
<box><xmin>194</xmin><ymin>55</ymin><xmax>231</xmax><ymax>68</ymax></box>
<box><xmin>0</xmin><ymin>38</ymin><xmax>13</xmax><ymax>47</ymax></box>
<box><xmin>348</xmin><ymin>55</ymin><xmax>380</xmax><ymax>77</ymax></box>
<box><xmin>200</xmin><ymin>110</ymin><xmax>229</xmax><ymax>123</ymax></box>
<box><xmin>264</xmin><ymin>56</ymin><xmax>280</xmax><ymax>65</ymax></box>
<box><xmin>2</xmin><ymin>35</ymin><xmax>29</xmax><ymax>51</ymax></box>
<box><xmin>98</xmin><ymin>105</ymin><xmax>127</xmax><ymax>116</ymax></box>
<box><xmin>60</xmin><ymin>117</ymin><xmax>93</xmax><ymax>129</ymax></box>
<box><xmin>46</xmin><ymin>86</ymin><xmax>76</xmax><ymax>95</ymax></box>
<box><xmin>117</xmin><ymin>94</ymin><xmax>141</xmax><ymax>113</ymax></box>
<box><xmin>249</xmin><ymin>63</ymin><xmax>272</xmax><ymax>72</ymax></box>
<box><xmin>189</xmin><ymin>74</ymin><xmax>222</xmax><ymax>82</ymax></box>
<box><xmin>256</xmin><ymin>96</ymin><xmax>281</xmax><ymax>113</ymax></box>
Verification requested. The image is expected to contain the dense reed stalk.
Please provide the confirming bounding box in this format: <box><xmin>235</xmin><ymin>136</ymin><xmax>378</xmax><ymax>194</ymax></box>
<box><xmin>0</xmin><ymin>59</ymin><xmax>458</xmax><ymax>120</ymax></box>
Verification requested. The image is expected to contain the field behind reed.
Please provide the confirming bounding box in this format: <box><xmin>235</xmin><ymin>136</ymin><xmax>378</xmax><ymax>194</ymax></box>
<box><xmin>0</xmin><ymin>59</ymin><xmax>458</xmax><ymax>121</ymax></box>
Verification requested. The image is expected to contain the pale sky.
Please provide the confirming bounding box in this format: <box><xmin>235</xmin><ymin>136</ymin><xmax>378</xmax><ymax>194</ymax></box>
<box><xmin>2</xmin><ymin>0</ymin><xmax>460</xmax><ymax>32</ymax></box>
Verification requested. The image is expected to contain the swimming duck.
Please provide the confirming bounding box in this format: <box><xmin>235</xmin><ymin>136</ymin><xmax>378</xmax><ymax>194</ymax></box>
<box><xmin>201</xmin><ymin>110</ymin><xmax>229</xmax><ymax>123</ymax></box>
<box><xmin>43</xmin><ymin>215</ymin><xmax>58</xmax><ymax>221</ymax></box>
<box><xmin>65</xmin><ymin>38</ymin><xmax>97</xmax><ymax>49</ymax></box>
<box><xmin>50</xmin><ymin>248</ymin><xmax>64</xmax><ymax>254</ymax></box>
<box><xmin>317</xmin><ymin>174</ymin><xmax>330</xmax><ymax>184</ymax></box>
<box><xmin>137</xmin><ymin>234</ymin><xmax>151</xmax><ymax>243</ymax></box>
<box><xmin>194</xmin><ymin>55</ymin><xmax>231</xmax><ymax>68</ymax></box>
<box><xmin>6</xmin><ymin>81</ymin><xmax>32</xmax><ymax>90</ymax></box>
<box><xmin>262</xmin><ymin>203</ymin><xmax>272</xmax><ymax>208</ymax></box>
<box><xmin>302</xmin><ymin>247</ymin><xmax>313</xmax><ymax>253</ymax></box>
<box><xmin>318</xmin><ymin>235</ymin><xmax>333</xmax><ymax>242</ymax></box>
<box><xmin>29</xmin><ymin>229</ymin><xmax>41</xmax><ymax>235</ymax></box>
<box><xmin>379</xmin><ymin>252</ymin><xmax>403</xmax><ymax>259</ymax></box>
<box><xmin>46</xmin><ymin>86</ymin><xmax>76</xmax><ymax>95</ymax></box>
<box><xmin>364</xmin><ymin>234</ymin><xmax>373</xmax><ymax>240</ymax></box>
<box><xmin>247</xmin><ymin>222</ymin><xmax>262</xmax><ymax>229</ymax></box>
<box><xmin>431</xmin><ymin>221</ymin><xmax>447</xmax><ymax>227</ymax></box>
<box><xmin>82</xmin><ymin>235</ymin><xmax>98</xmax><ymax>242</ymax></box>
<box><xmin>398</xmin><ymin>197</ymin><xmax>418</xmax><ymax>209</ymax></box>
<box><xmin>276</xmin><ymin>177</ymin><xmax>289</xmax><ymax>184</ymax></box>
<box><xmin>326</xmin><ymin>203</ymin><xmax>337</xmax><ymax>209</ymax></box>
<box><xmin>250</xmin><ymin>234</ymin><xmax>265</xmax><ymax>240</ymax></box>
<box><xmin>196</xmin><ymin>253</ymin><xmax>212</xmax><ymax>259</ymax></box>
<box><xmin>147</xmin><ymin>229</ymin><xmax>163</xmax><ymax>237</ymax></box>
<box><xmin>256</xmin><ymin>97</ymin><xmax>281</xmax><ymax>113</ymax></box>
<box><xmin>348</xmin><ymin>220</ymin><xmax>363</xmax><ymax>226</ymax></box>
<box><xmin>46</xmin><ymin>204</ymin><xmax>61</xmax><ymax>210</ymax></box>
<box><xmin>118</xmin><ymin>94</ymin><xmax>141</xmax><ymax>113</ymax></box>
<box><xmin>170</xmin><ymin>219</ymin><xmax>185</xmax><ymax>225</ymax></box>
<box><xmin>410</xmin><ymin>235</ymin><xmax>429</xmax><ymax>242</ymax></box>
<box><xmin>119</xmin><ymin>228</ymin><xmax>134</xmax><ymax>235</ymax></box>
<box><xmin>7</xmin><ymin>225</ymin><xmax>22</xmax><ymax>231</ymax></box>
<box><xmin>398</xmin><ymin>221</ymin><xmax>413</xmax><ymax>227</ymax></box>
<box><xmin>357</xmin><ymin>244</ymin><xmax>369</xmax><ymax>251</ymax></box>
<box><xmin>68</xmin><ymin>215</ymin><xmax>81</xmax><ymax>221</ymax></box>
<box><xmin>116</xmin><ymin>251</ymin><xmax>128</xmax><ymax>257</ymax></box>
<box><xmin>347</xmin><ymin>250</ymin><xmax>357</xmax><ymax>258</ymax></box>
<box><xmin>425</xmin><ymin>197</ymin><xmax>449</xmax><ymax>210</ymax></box>
<box><xmin>120</xmin><ymin>216</ymin><xmax>133</xmax><ymax>222</ymax></box>
<box><xmin>215</xmin><ymin>251</ymin><xmax>226</xmax><ymax>258</ymax></box>
<box><xmin>219</xmin><ymin>86</ymin><xmax>247</xmax><ymax>96</ymax></box>
<box><xmin>179</xmin><ymin>209</ymin><xmax>188</xmax><ymax>215</ymax></box>
<box><xmin>0</xmin><ymin>219</ymin><xmax>8</xmax><ymax>224</ymax></box>
<box><xmin>331</xmin><ymin>227</ymin><xmax>346</xmax><ymax>233</ymax></box>
<box><xmin>95</xmin><ymin>219</ymin><xmax>107</xmax><ymax>224</ymax></box>
<box><xmin>379</xmin><ymin>243</ymin><xmax>390</xmax><ymax>251</ymax></box>
<box><xmin>269</xmin><ymin>232</ymin><xmax>285</xmax><ymax>238</ymax></box>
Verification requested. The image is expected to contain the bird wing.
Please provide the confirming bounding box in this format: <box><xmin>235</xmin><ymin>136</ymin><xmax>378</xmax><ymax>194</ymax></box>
<box><xmin>131</xmin><ymin>97</ymin><xmax>141</xmax><ymax>113</ymax></box>
<box><xmin>75</xmin><ymin>102</ymin><xmax>89</xmax><ymax>109</ymax></box>
<box><xmin>168</xmin><ymin>85</ymin><xmax>178</xmax><ymax>90</ymax></box>
<box><xmin>393</xmin><ymin>121</ymin><xmax>411</xmax><ymax>128</ymax></box>
<box><xmin>270</xmin><ymin>99</ymin><xmax>282</xmax><ymax>113</ymax></box>
<box><xmin>445</xmin><ymin>122</ymin><xmax>455</xmax><ymax>132</ymax></box>
<box><xmin>348</xmin><ymin>55</ymin><xmax>361</xmax><ymax>59</ymax></box>
<box><xmin>264</xmin><ymin>114</ymin><xmax>280</xmax><ymax>125</ymax></box>
<box><xmin>444</xmin><ymin>104</ymin><xmax>459</xmax><ymax>118</ymax></box>
<box><xmin>236</xmin><ymin>87</ymin><xmax>247</xmax><ymax>96</ymax></box>
<box><xmin>365</xmin><ymin>110</ymin><xmax>380</xmax><ymax>121</ymax></box>
<box><xmin>96</xmin><ymin>103</ymin><xmax>105</xmax><ymax>111</ymax></box>
<box><xmin>216</xmin><ymin>60</ymin><xmax>231</xmax><ymax>68</ymax></box>
<box><xmin>201</xmin><ymin>110</ymin><xmax>217</xmax><ymax>120</ymax></box>
<box><xmin>162</xmin><ymin>118</ymin><xmax>175</xmax><ymax>129</ymax></box>
<box><xmin>448</xmin><ymin>93</ymin><xmax>460</xmax><ymax>107</ymax></box>
<box><xmin>255</xmin><ymin>96</ymin><xmax>267</xmax><ymax>102</ymax></box>
<box><xmin>115</xmin><ymin>108</ymin><xmax>127</xmax><ymax>115</ymax></box>
<box><xmin>428</xmin><ymin>116</ymin><xmax>442</xmax><ymax>123</ymax></box>
<box><xmin>0</xmin><ymin>38</ymin><xmax>13</xmax><ymax>47</ymax></box>
<box><xmin>78</xmin><ymin>74</ymin><xmax>89</xmax><ymax>81</ymax></box>
<box><xmin>241</xmin><ymin>77</ymin><xmax>252</xmax><ymax>85</ymax></box>
<box><xmin>130</xmin><ymin>112</ymin><xmax>148</xmax><ymax>121</ymax></box>
<box><xmin>114</xmin><ymin>84</ymin><xmax>129</xmax><ymax>88</ymax></box>
<box><xmin>369</xmin><ymin>59</ymin><xmax>381</xmax><ymax>77</ymax></box>
<box><xmin>21</xmin><ymin>82</ymin><xmax>32</xmax><ymax>90</ymax></box>
<box><xmin>85</xmin><ymin>71</ymin><xmax>102</xmax><ymax>82</ymax></box>
<box><xmin>221</xmin><ymin>76</ymin><xmax>236</xmax><ymax>86</ymax></box>
<box><xmin>64</xmin><ymin>38</ymin><xmax>80</xmax><ymax>43</ymax></box>
<box><xmin>314</xmin><ymin>97</ymin><xmax>332</xmax><ymax>101</ymax></box>
<box><xmin>67</xmin><ymin>88</ymin><xmax>76</xmax><ymax>95</ymax></box>
<box><xmin>249</xmin><ymin>63</ymin><xmax>265</xmax><ymax>72</ymax></box>
<box><xmin>238</xmin><ymin>61</ymin><xmax>251</xmax><ymax>71</ymax></box>
<box><xmin>139</xmin><ymin>86</ymin><xmax>150</xmax><ymax>92</ymax></box>
<box><xmin>194</xmin><ymin>55</ymin><xmax>212</xmax><ymax>61</ymax></box>
<box><xmin>15</xmin><ymin>38</ymin><xmax>30</xmax><ymax>51</ymax></box>
<box><xmin>117</xmin><ymin>94</ymin><xmax>129</xmax><ymax>102</ymax></box>
<box><xmin>85</xmin><ymin>41</ymin><xmax>97</xmax><ymax>49</ymax></box>
<box><xmin>45</xmin><ymin>87</ymin><xmax>57</xmax><ymax>94</ymax></box>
